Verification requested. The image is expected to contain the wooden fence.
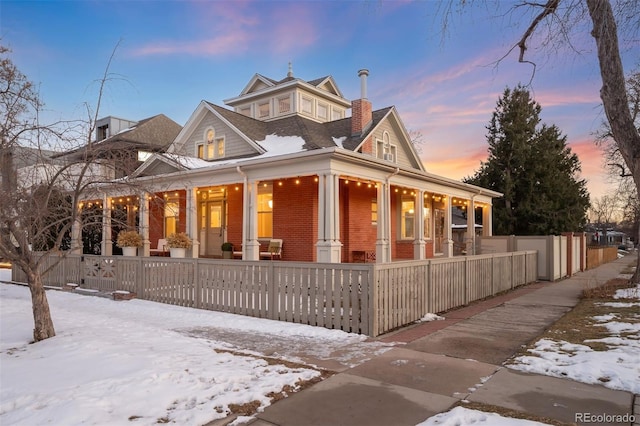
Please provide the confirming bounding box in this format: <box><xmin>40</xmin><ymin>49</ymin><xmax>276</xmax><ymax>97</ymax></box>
<box><xmin>11</xmin><ymin>251</ymin><xmax>537</xmax><ymax>337</ymax></box>
<box><xmin>586</xmin><ymin>246</ymin><xmax>619</xmax><ymax>270</ymax></box>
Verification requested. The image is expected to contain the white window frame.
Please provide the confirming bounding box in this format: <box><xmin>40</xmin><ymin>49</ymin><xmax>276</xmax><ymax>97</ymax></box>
<box><xmin>199</xmin><ymin>127</ymin><xmax>225</xmax><ymax>160</ymax></box>
<box><xmin>301</xmin><ymin>95</ymin><xmax>313</xmax><ymax>115</ymax></box>
<box><xmin>317</xmin><ymin>102</ymin><xmax>328</xmax><ymax>120</ymax></box>
<box><xmin>258</xmin><ymin>101</ymin><xmax>270</xmax><ymax>118</ymax></box>
<box><xmin>278</xmin><ymin>95</ymin><xmax>291</xmax><ymax>114</ymax></box>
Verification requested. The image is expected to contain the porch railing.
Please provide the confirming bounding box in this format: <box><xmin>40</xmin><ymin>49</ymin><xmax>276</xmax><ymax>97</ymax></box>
<box><xmin>11</xmin><ymin>251</ymin><xmax>537</xmax><ymax>337</ymax></box>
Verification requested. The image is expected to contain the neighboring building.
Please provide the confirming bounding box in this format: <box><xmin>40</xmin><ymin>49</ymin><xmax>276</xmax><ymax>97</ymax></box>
<box><xmin>57</xmin><ymin>114</ymin><xmax>181</xmax><ymax>179</ymax></box>
<box><xmin>82</xmin><ymin>68</ymin><xmax>502</xmax><ymax>262</ymax></box>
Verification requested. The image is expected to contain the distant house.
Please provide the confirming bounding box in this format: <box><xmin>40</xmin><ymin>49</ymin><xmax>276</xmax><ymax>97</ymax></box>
<box><xmin>56</xmin><ymin>114</ymin><xmax>181</xmax><ymax>180</ymax></box>
<box><xmin>79</xmin><ymin>68</ymin><xmax>501</xmax><ymax>262</ymax></box>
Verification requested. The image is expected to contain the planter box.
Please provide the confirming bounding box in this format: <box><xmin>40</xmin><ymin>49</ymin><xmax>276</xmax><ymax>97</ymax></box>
<box><xmin>122</xmin><ymin>247</ymin><xmax>137</xmax><ymax>257</ymax></box>
<box><xmin>170</xmin><ymin>248</ymin><xmax>186</xmax><ymax>258</ymax></box>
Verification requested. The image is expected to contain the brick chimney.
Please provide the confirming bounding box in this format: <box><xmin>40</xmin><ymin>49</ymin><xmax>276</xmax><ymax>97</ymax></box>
<box><xmin>351</xmin><ymin>69</ymin><xmax>372</xmax><ymax>136</ymax></box>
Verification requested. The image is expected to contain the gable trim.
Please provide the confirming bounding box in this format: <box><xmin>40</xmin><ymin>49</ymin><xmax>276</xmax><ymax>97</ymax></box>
<box><xmin>168</xmin><ymin>101</ymin><xmax>266</xmax><ymax>157</ymax></box>
<box><xmin>353</xmin><ymin>107</ymin><xmax>426</xmax><ymax>172</ymax></box>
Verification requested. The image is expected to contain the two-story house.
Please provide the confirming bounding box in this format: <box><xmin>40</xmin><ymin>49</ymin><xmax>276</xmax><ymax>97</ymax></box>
<box><xmin>82</xmin><ymin>68</ymin><xmax>501</xmax><ymax>262</ymax></box>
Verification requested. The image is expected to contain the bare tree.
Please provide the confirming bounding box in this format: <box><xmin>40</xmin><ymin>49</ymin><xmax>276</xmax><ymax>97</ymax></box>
<box><xmin>0</xmin><ymin>45</ymin><xmax>136</xmax><ymax>342</ymax></box>
<box><xmin>589</xmin><ymin>192</ymin><xmax>622</xmax><ymax>244</ymax></box>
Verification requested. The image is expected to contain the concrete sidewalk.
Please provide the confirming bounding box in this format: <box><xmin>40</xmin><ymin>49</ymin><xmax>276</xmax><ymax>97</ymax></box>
<box><xmin>242</xmin><ymin>254</ymin><xmax>638</xmax><ymax>426</ymax></box>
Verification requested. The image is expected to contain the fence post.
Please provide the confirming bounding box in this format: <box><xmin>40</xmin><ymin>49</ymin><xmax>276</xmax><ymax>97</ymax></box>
<box><xmin>194</xmin><ymin>259</ymin><xmax>201</xmax><ymax>309</ymax></box>
<box><xmin>511</xmin><ymin>253</ymin><xmax>515</xmax><ymax>289</ymax></box>
<box><xmin>370</xmin><ymin>265</ymin><xmax>378</xmax><ymax>337</ymax></box>
<box><xmin>267</xmin><ymin>263</ymin><xmax>277</xmax><ymax>320</ymax></box>
<box><xmin>136</xmin><ymin>257</ymin><xmax>144</xmax><ymax>298</ymax></box>
<box><xmin>464</xmin><ymin>256</ymin><xmax>469</xmax><ymax>305</ymax></box>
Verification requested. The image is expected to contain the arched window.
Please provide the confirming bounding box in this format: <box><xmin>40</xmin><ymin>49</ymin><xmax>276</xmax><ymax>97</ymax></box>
<box><xmin>376</xmin><ymin>131</ymin><xmax>396</xmax><ymax>162</ymax></box>
<box><xmin>197</xmin><ymin>127</ymin><xmax>225</xmax><ymax>160</ymax></box>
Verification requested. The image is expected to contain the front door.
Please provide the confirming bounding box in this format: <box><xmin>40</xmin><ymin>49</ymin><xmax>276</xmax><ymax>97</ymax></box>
<box><xmin>205</xmin><ymin>201</ymin><xmax>225</xmax><ymax>257</ymax></box>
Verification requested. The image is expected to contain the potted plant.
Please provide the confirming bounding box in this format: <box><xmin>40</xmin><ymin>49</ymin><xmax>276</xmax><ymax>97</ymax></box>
<box><xmin>221</xmin><ymin>242</ymin><xmax>233</xmax><ymax>259</ymax></box>
<box><xmin>166</xmin><ymin>232</ymin><xmax>192</xmax><ymax>258</ymax></box>
<box><xmin>116</xmin><ymin>230</ymin><xmax>142</xmax><ymax>256</ymax></box>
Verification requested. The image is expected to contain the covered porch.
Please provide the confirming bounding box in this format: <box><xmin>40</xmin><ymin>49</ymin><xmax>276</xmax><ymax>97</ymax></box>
<box><xmin>77</xmin><ymin>149</ymin><xmax>498</xmax><ymax>263</ymax></box>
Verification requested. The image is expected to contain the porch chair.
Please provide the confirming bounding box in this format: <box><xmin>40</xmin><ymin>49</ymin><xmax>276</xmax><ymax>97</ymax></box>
<box><xmin>260</xmin><ymin>239</ymin><xmax>283</xmax><ymax>260</ymax></box>
<box><xmin>149</xmin><ymin>238</ymin><xmax>168</xmax><ymax>256</ymax></box>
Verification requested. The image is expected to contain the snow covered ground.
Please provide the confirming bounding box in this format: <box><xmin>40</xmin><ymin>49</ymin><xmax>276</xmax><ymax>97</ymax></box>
<box><xmin>417</xmin><ymin>406</ymin><xmax>551</xmax><ymax>426</ymax></box>
<box><xmin>509</xmin><ymin>282</ymin><xmax>640</xmax><ymax>394</ymax></box>
<box><xmin>0</xmin><ymin>269</ymin><xmax>389</xmax><ymax>425</ymax></box>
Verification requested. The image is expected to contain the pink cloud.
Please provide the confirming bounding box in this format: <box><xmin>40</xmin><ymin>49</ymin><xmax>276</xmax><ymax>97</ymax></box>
<box><xmin>132</xmin><ymin>33</ymin><xmax>252</xmax><ymax>57</ymax></box>
<box><xmin>269</xmin><ymin>5</ymin><xmax>319</xmax><ymax>54</ymax></box>
<box><xmin>130</xmin><ymin>2</ymin><xmax>319</xmax><ymax>58</ymax></box>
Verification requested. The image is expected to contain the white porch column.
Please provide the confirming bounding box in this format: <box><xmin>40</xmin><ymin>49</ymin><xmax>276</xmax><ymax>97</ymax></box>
<box><xmin>443</xmin><ymin>195</ymin><xmax>454</xmax><ymax>257</ymax></box>
<box><xmin>139</xmin><ymin>192</ymin><xmax>150</xmax><ymax>257</ymax></box>
<box><xmin>101</xmin><ymin>194</ymin><xmax>112</xmax><ymax>256</ymax></box>
<box><xmin>414</xmin><ymin>190</ymin><xmax>426</xmax><ymax>260</ymax></box>
<box><xmin>316</xmin><ymin>173</ymin><xmax>342</xmax><ymax>263</ymax></box>
<box><xmin>186</xmin><ymin>187</ymin><xmax>199</xmax><ymax>258</ymax></box>
<box><xmin>376</xmin><ymin>181</ymin><xmax>391</xmax><ymax>263</ymax></box>
<box><xmin>466</xmin><ymin>198</ymin><xmax>475</xmax><ymax>255</ymax></box>
<box><xmin>243</xmin><ymin>180</ymin><xmax>260</xmax><ymax>260</ymax></box>
<box><xmin>70</xmin><ymin>203</ymin><xmax>83</xmax><ymax>255</ymax></box>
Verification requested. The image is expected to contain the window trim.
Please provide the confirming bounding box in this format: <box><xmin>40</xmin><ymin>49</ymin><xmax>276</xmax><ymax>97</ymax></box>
<box><xmin>198</xmin><ymin>126</ymin><xmax>225</xmax><ymax>160</ymax></box>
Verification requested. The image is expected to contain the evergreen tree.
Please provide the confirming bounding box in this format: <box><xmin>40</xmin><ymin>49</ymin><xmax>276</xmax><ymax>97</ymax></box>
<box><xmin>466</xmin><ymin>85</ymin><xmax>590</xmax><ymax>235</ymax></box>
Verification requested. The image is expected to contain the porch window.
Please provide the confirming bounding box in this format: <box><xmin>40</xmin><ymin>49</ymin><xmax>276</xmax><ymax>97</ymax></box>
<box><xmin>423</xmin><ymin>206</ymin><xmax>432</xmax><ymax>239</ymax></box>
<box><xmin>257</xmin><ymin>183</ymin><xmax>273</xmax><ymax>238</ymax></box>
<box><xmin>332</xmin><ymin>108</ymin><xmax>342</xmax><ymax>120</ymax></box>
<box><xmin>239</xmin><ymin>106</ymin><xmax>251</xmax><ymax>117</ymax></box>
<box><xmin>165</xmin><ymin>200</ymin><xmax>179</xmax><ymax>236</ymax></box>
<box><xmin>401</xmin><ymin>196</ymin><xmax>414</xmax><ymax>239</ymax></box>
<box><xmin>371</xmin><ymin>199</ymin><xmax>378</xmax><ymax>225</ymax></box>
<box><xmin>424</xmin><ymin>197</ymin><xmax>432</xmax><ymax>239</ymax></box>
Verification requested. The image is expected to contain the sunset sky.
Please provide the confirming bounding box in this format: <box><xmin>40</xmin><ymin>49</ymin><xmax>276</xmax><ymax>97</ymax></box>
<box><xmin>2</xmin><ymin>0</ymin><xmax>638</xmax><ymax>200</ymax></box>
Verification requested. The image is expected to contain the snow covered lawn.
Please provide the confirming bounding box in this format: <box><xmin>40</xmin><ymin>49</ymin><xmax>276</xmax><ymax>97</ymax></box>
<box><xmin>0</xmin><ymin>269</ymin><xmax>382</xmax><ymax>425</ymax></box>
<box><xmin>508</xmin><ymin>281</ymin><xmax>640</xmax><ymax>394</ymax></box>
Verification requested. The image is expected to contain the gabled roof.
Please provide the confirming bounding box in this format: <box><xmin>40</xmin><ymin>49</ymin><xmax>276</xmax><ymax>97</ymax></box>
<box><xmin>205</xmin><ymin>102</ymin><xmax>395</xmax><ymax>153</ymax></box>
<box><xmin>57</xmin><ymin>114</ymin><xmax>181</xmax><ymax>160</ymax></box>
<box><xmin>225</xmin><ymin>73</ymin><xmax>351</xmax><ymax>108</ymax></box>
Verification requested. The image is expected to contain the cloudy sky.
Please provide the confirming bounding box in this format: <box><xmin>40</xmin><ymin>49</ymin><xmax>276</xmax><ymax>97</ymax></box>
<box><xmin>3</xmin><ymin>0</ymin><xmax>638</xmax><ymax>199</ymax></box>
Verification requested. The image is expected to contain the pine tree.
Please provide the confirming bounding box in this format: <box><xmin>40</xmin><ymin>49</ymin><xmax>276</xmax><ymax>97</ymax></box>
<box><xmin>466</xmin><ymin>85</ymin><xmax>590</xmax><ymax>235</ymax></box>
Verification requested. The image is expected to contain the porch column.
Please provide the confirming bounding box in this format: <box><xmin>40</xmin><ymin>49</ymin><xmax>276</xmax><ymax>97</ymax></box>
<box><xmin>243</xmin><ymin>180</ymin><xmax>260</xmax><ymax>260</ymax></box>
<box><xmin>70</xmin><ymin>203</ymin><xmax>83</xmax><ymax>255</ymax></box>
<box><xmin>414</xmin><ymin>190</ymin><xmax>426</xmax><ymax>260</ymax></box>
<box><xmin>101</xmin><ymin>194</ymin><xmax>112</xmax><ymax>256</ymax></box>
<box><xmin>466</xmin><ymin>198</ymin><xmax>475</xmax><ymax>255</ymax></box>
<box><xmin>443</xmin><ymin>194</ymin><xmax>454</xmax><ymax>257</ymax></box>
<box><xmin>376</xmin><ymin>181</ymin><xmax>391</xmax><ymax>263</ymax></box>
<box><xmin>186</xmin><ymin>187</ymin><xmax>199</xmax><ymax>258</ymax></box>
<box><xmin>483</xmin><ymin>203</ymin><xmax>493</xmax><ymax>236</ymax></box>
<box><xmin>139</xmin><ymin>192</ymin><xmax>150</xmax><ymax>257</ymax></box>
<box><xmin>316</xmin><ymin>173</ymin><xmax>342</xmax><ymax>263</ymax></box>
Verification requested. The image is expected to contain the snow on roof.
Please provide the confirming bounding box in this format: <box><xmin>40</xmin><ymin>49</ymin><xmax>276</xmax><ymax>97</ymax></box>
<box><xmin>332</xmin><ymin>136</ymin><xmax>347</xmax><ymax>149</ymax></box>
<box><xmin>255</xmin><ymin>134</ymin><xmax>306</xmax><ymax>157</ymax></box>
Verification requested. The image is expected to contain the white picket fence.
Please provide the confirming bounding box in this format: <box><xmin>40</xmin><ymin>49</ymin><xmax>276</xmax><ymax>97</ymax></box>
<box><xmin>11</xmin><ymin>251</ymin><xmax>537</xmax><ymax>336</ymax></box>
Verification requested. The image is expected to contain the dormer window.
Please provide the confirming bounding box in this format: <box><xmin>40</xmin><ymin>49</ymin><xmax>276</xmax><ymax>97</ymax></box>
<box><xmin>278</xmin><ymin>96</ymin><xmax>291</xmax><ymax>114</ymax></box>
<box><xmin>317</xmin><ymin>102</ymin><xmax>328</xmax><ymax>120</ymax></box>
<box><xmin>197</xmin><ymin>127</ymin><xmax>225</xmax><ymax>160</ymax></box>
<box><xmin>258</xmin><ymin>102</ymin><xmax>270</xmax><ymax>118</ymax></box>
